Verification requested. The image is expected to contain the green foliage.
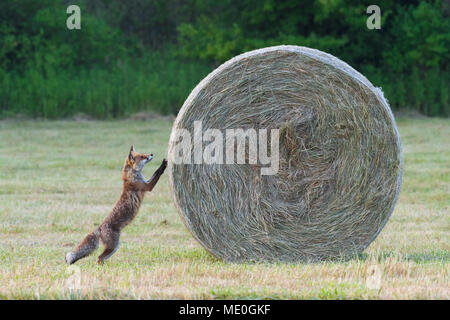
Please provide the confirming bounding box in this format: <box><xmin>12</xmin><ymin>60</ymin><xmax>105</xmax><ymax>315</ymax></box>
<box><xmin>0</xmin><ymin>1</ymin><xmax>210</xmax><ymax>118</ymax></box>
<box><xmin>0</xmin><ymin>0</ymin><xmax>448</xmax><ymax>118</ymax></box>
<box><xmin>0</xmin><ymin>51</ymin><xmax>210</xmax><ymax>118</ymax></box>
<box><xmin>177</xmin><ymin>0</ymin><xmax>449</xmax><ymax>116</ymax></box>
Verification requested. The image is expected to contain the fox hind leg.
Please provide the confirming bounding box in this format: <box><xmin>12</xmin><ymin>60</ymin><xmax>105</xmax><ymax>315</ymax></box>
<box><xmin>97</xmin><ymin>227</ymin><xmax>120</xmax><ymax>264</ymax></box>
<box><xmin>97</xmin><ymin>241</ymin><xmax>120</xmax><ymax>264</ymax></box>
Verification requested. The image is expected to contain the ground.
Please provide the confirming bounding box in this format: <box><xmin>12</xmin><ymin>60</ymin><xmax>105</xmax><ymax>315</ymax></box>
<box><xmin>0</xmin><ymin>116</ymin><xmax>448</xmax><ymax>299</ymax></box>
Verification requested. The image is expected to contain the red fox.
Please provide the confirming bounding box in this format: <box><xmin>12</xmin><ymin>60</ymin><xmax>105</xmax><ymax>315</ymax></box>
<box><xmin>65</xmin><ymin>146</ymin><xmax>167</xmax><ymax>265</ymax></box>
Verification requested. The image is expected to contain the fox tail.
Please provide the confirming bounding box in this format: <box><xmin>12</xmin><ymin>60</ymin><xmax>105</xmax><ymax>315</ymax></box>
<box><xmin>65</xmin><ymin>229</ymin><xmax>100</xmax><ymax>264</ymax></box>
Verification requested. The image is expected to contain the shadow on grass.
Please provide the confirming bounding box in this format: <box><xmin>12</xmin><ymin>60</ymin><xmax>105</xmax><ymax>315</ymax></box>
<box><xmin>355</xmin><ymin>250</ymin><xmax>449</xmax><ymax>264</ymax></box>
<box><xmin>404</xmin><ymin>251</ymin><xmax>449</xmax><ymax>263</ymax></box>
<box><xmin>142</xmin><ymin>246</ymin><xmax>448</xmax><ymax>266</ymax></box>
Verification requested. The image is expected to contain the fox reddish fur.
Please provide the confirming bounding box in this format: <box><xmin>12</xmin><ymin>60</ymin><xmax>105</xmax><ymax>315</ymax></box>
<box><xmin>65</xmin><ymin>145</ymin><xmax>167</xmax><ymax>265</ymax></box>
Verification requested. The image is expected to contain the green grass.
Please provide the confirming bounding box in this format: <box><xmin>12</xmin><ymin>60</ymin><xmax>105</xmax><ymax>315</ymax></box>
<box><xmin>0</xmin><ymin>116</ymin><xmax>448</xmax><ymax>299</ymax></box>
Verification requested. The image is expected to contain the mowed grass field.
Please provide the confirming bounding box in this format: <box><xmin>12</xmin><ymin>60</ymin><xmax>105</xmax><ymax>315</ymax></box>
<box><xmin>0</xmin><ymin>115</ymin><xmax>448</xmax><ymax>299</ymax></box>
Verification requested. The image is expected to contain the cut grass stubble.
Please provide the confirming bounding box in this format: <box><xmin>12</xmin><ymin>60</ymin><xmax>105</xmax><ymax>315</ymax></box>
<box><xmin>0</xmin><ymin>116</ymin><xmax>448</xmax><ymax>299</ymax></box>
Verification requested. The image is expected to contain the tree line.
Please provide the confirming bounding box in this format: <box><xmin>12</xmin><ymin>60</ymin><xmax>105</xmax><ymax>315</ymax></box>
<box><xmin>0</xmin><ymin>0</ymin><xmax>448</xmax><ymax>118</ymax></box>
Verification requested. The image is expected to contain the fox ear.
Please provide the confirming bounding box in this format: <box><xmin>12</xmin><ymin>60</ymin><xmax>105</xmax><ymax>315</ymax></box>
<box><xmin>128</xmin><ymin>145</ymin><xmax>135</xmax><ymax>164</ymax></box>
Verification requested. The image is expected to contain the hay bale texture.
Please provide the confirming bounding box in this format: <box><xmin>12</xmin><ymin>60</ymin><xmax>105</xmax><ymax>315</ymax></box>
<box><xmin>168</xmin><ymin>45</ymin><xmax>403</xmax><ymax>262</ymax></box>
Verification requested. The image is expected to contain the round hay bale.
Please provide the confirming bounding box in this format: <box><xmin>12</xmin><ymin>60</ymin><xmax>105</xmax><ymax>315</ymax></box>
<box><xmin>167</xmin><ymin>45</ymin><xmax>402</xmax><ymax>262</ymax></box>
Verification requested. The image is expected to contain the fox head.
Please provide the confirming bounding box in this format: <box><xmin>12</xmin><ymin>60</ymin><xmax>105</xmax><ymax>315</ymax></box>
<box><xmin>123</xmin><ymin>145</ymin><xmax>153</xmax><ymax>181</ymax></box>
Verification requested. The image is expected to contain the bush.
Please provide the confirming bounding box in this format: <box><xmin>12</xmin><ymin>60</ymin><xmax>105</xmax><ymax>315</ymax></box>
<box><xmin>0</xmin><ymin>0</ymin><xmax>448</xmax><ymax>118</ymax></box>
<box><xmin>0</xmin><ymin>1</ymin><xmax>210</xmax><ymax>118</ymax></box>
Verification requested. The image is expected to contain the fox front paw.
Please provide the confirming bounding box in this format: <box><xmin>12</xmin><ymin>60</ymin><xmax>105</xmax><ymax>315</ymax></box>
<box><xmin>160</xmin><ymin>159</ymin><xmax>167</xmax><ymax>170</ymax></box>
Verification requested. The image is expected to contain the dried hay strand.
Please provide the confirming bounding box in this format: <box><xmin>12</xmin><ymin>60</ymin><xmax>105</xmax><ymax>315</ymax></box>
<box><xmin>167</xmin><ymin>45</ymin><xmax>403</xmax><ymax>262</ymax></box>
